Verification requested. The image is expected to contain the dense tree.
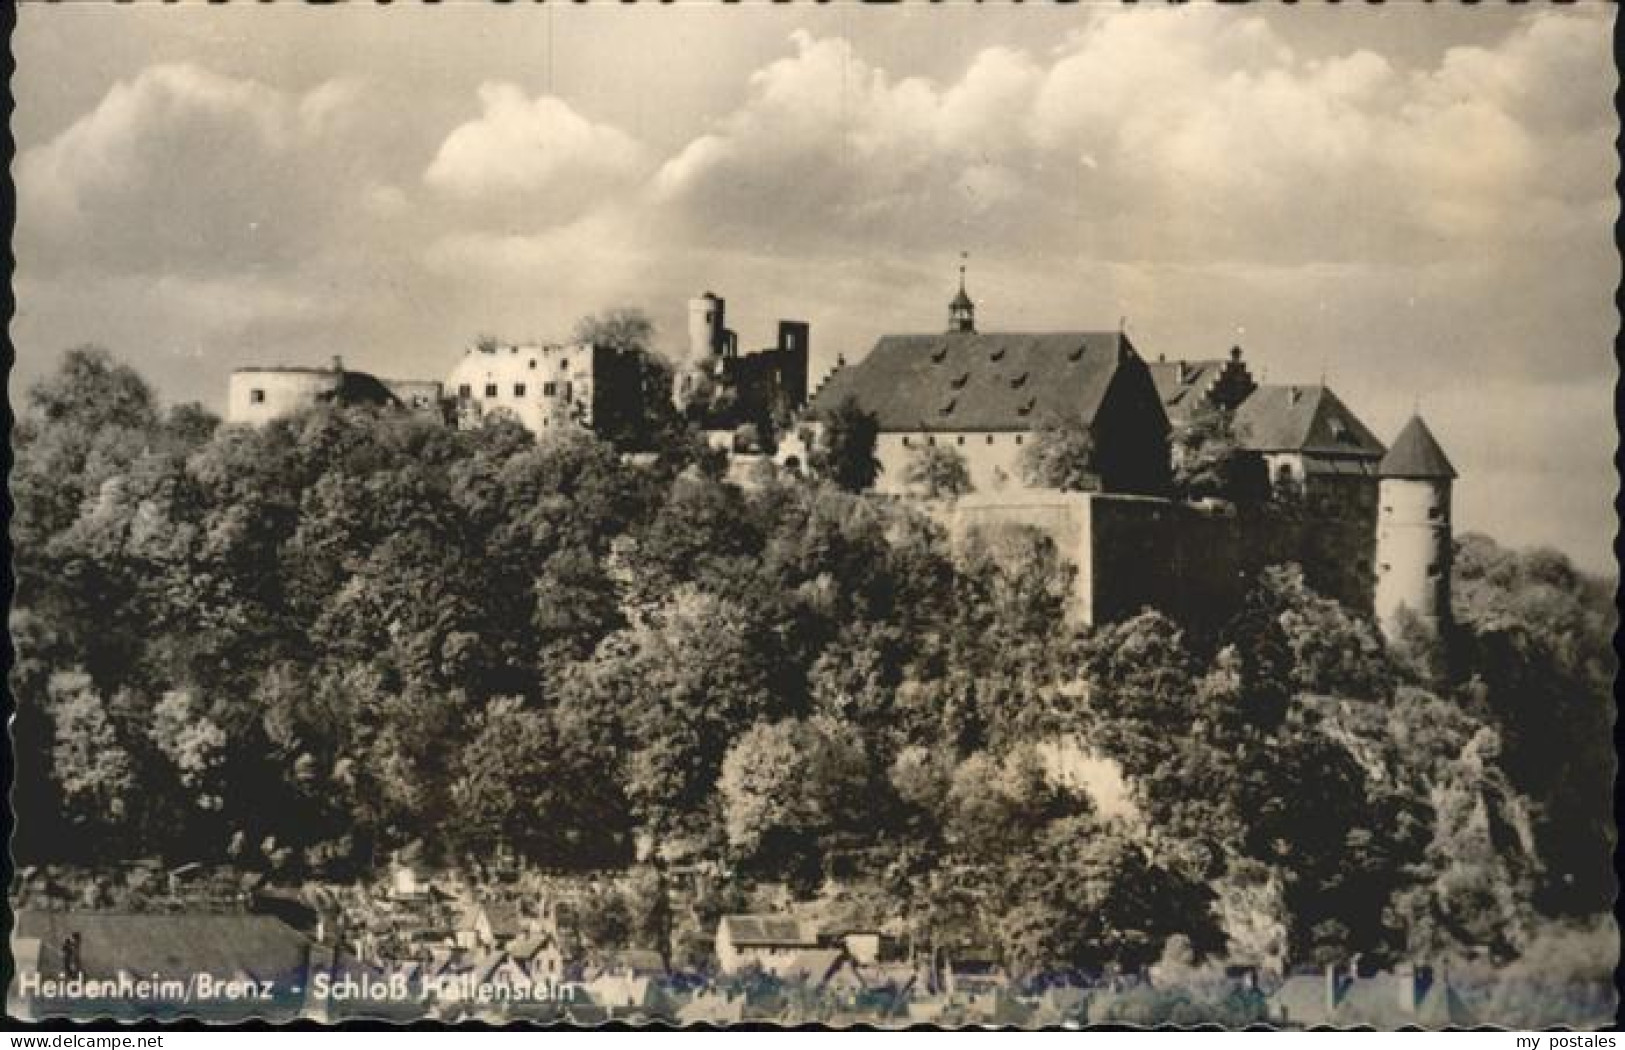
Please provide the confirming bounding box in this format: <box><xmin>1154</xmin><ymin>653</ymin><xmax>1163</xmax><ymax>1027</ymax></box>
<box><xmin>1171</xmin><ymin>404</ymin><xmax>1268</xmax><ymax>503</ymax></box>
<box><xmin>810</xmin><ymin>396</ymin><xmax>880</xmax><ymax>493</ymax></box>
<box><xmin>718</xmin><ymin>717</ymin><xmax>870</xmax><ymax>884</ymax></box>
<box><xmin>902</xmin><ymin>443</ymin><xmax>973</xmax><ymax>498</ymax></box>
<box><xmin>11</xmin><ymin>347</ymin><xmax>1609</xmax><ymax>988</ymax></box>
<box><xmin>1019</xmin><ymin>411</ymin><xmax>1098</xmax><ymax>492</ymax></box>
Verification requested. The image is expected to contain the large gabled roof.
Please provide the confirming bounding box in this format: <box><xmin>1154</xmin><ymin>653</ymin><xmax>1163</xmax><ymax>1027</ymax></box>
<box><xmin>808</xmin><ymin>331</ymin><xmax>1136</xmax><ymax>433</ymax></box>
<box><xmin>1380</xmin><ymin>415</ymin><xmax>1456</xmax><ymax>479</ymax></box>
<box><xmin>718</xmin><ymin>914</ymin><xmax>818</xmax><ymax>948</ymax></box>
<box><xmin>1233</xmin><ymin>384</ymin><xmax>1385</xmax><ymax>460</ymax></box>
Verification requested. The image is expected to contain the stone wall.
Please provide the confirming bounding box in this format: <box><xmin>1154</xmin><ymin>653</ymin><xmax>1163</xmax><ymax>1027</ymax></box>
<box><xmin>874</xmin><ymin>431</ymin><xmax>1033</xmax><ymax>497</ymax></box>
<box><xmin>227</xmin><ymin>368</ymin><xmax>342</xmax><ymax>425</ymax></box>
<box><xmin>945</xmin><ymin>491</ymin><xmax>1248</xmax><ymax>627</ymax></box>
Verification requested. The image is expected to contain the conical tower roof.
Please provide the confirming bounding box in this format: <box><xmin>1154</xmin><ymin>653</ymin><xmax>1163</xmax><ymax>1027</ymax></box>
<box><xmin>1380</xmin><ymin>414</ymin><xmax>1456</xmax><ymax>479</ymax></box>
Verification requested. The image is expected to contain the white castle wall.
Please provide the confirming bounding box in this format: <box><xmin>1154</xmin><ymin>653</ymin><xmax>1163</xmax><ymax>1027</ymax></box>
<box><xmin>446</xmin><ymin>343</ymin><xmax>597</xmax><ymax>435</ymax></box>
<box><xmin>227</xmin><ymin>369</ymin><xmax>342</xmax><ymax>425</ymax></box>
<box><xmin>873</xmin><ymin>431</ymin><xmax>1033</xmax><ymax>497</ymax></box>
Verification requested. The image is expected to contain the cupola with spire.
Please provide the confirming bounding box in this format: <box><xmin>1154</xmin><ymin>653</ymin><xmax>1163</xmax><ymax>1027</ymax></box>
<box><xmin>948</xmin><ymin>255</ymin><xmax>976</xmax><ymax>334</ymax></box>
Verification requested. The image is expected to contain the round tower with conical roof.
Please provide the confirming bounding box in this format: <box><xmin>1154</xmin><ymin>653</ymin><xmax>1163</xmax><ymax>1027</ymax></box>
<box><xmin>1374</xmin><ymin>414</ymin><xmax>1457</xmax><ymax>639</ymax></box>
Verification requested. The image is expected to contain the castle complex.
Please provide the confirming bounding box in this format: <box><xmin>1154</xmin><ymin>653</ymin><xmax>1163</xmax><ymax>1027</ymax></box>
<box><xmin>807</xmin><ymin>276</ymin><xmax>1455</xmax><ymax>639</ymax></box>
<box><xmin>223</xmin><ymin>277</ymin><xmax>1453</xmax><ymax>638</ymax></box>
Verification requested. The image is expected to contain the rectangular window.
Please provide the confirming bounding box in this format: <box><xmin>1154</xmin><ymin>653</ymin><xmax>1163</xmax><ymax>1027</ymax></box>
<box><xmin>561</xmin><ymin>359</ymin><xmax>570</xmax><ymax>371</ymax></box>
<box><xmin>543</xmin><ymin>381</ymin><xmax>557</xmax><ymax>396</ymax></box>
<box><xmin>928</xmin><ymin>436</ymin><xmax>936</xmax><ymax>447</ymax></box>
<box><xmin>956</xmin><ymin>435</ymin><xmax>965</xmax><ymax>446</ymax></box>
<box><xmin>902</xmin><ymin>436</ymin><xmax>912</xmax><ymax>448</ymax></box>
<box><xmin>562</xmin><ymin>381</ymin><xmax>573</xmax><ymax>400</ymax></box>
<box><xmin>1015</xmin><ymin>435</ymin><xmax>1023</xmax><ymax>446</ymax></box>
<box><xmin>458</xmin><ymin>383</ymin><xmax>471</xmax><ymax>398</ymax></box>
<box><xmin>1427</xmin><ymin>506</ymin><xmax>1443</xmax><ymax>521</ymax></box>
<box><xmin>249</xmin><ymin>389</ymin><xmax>266</xmax><ymax>405</ymax></box>
<box><xmin>528</xmin><ymin>359</ymin><xmax>537</xmax><ymax>369</ymax></box>
<box><xmin>484</xmin><ymin>383</ymin><xmax>498</xmax><ymax>398</ymax></box>
<box><xmin>514</xmin><ymin>383</ymin><xmax>527</xmax><ymax>397</ymax></box>
<box><xmin>986</xmin><ymin>434</ymin><xmax>995</xmax><ymax>445</ymax></box>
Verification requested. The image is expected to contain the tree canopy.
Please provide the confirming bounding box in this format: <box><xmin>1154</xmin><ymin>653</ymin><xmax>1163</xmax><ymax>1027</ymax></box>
<box><xmin>11</xmin><ymin>346</ymin><xmax>1612</xmax><ymax>980</ymax></box>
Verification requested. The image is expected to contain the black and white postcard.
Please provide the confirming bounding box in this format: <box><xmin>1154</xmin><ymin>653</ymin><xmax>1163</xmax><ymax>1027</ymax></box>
<box><xmin>6</xmin><ymin>1</ymin><xmax>1618</xmax><ymax>1030</ymax></box>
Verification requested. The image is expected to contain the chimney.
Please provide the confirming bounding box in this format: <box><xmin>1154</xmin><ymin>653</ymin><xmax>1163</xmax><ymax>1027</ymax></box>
<box><xmin>1289</xmin><ymin>386</ymin><xmax>1302</xmax><ymax>405</ymax></box>
<box><xmin>1176</xmin><ymin>361</ymin><xmax>1190</xmax><ymax>384</ymax></box>
<box><xmin>1324</xmin><ymin>964</ymin><xmax>1340</xmax><ymax>1015</ymax></box>
<box><xmin>331</xmin><ymin>355</ymin><xmax>344</xmax><ymax>374</ymax></box>
<box><xmin>1230</xmin><ymin>345</ymin><xmax>1243</xmax><ymax>362</ymax></box>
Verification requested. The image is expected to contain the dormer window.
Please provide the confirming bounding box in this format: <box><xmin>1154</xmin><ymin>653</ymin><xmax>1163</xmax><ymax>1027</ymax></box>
<box><xmin>939</xmin><ymin>397</ymin><xmax>957</xmax><ymax>416</ymax></box>
<box><xmin>989</xmin><ymin>347</ymin><xmax>1006</xmax><ymax>362</ymax></box>
<box><xmin>1010</xmin><ymin>372</ymin><xmax>1028</xmax><ymax>388</ymax></box>
<box><xmin>1016</xmin><ymin>397</ymin><xmax>1037</xmax><ymax>416</ymax></box>
<box><xmin>250</xmin><ymin>389</ymin><xmax>266</xmax><ymax>405</ymax></box>
<box><xmin>931</xmin><ymin>346</ymin><xmax>949</xmax><ymax>363</ymax></box>
<box><xmin>1068</xmin><ymin>344</ymin><xmax>1086</xmax><ymax>361</ymax></box>
<box><xmin>950</xmin><ymin>371</ymin><xmax>970</xmax><ymax>390</ymax></box>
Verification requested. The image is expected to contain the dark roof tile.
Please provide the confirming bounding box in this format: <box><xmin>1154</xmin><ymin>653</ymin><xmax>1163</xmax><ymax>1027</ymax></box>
<box><xmin>1233</xmin><ymin>384</ymin><xmax>1385</xmax><ymax>459</ymax></box>
<box><xmin>809</xmin><ymin>332</ymin><xmax>1137</xmax><ymax>432</ymax></box>
<box><xmin>1379</xmin><ymin>415</ymin><xmax>1456</xmax><ymax>479</ymax></box>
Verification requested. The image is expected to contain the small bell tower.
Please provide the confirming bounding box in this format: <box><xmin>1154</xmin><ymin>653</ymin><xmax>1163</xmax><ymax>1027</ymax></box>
<box><xmin>948</xmin><ymin>253</ymin><xmax>976</xmax><ymax>334</ymax></box>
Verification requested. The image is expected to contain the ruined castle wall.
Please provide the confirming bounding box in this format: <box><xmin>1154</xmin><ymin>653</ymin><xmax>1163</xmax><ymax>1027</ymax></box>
<box><xmin>227</xmin><ymin>369</ymin><xmax>341</xmax><ymax>425</ymax></box>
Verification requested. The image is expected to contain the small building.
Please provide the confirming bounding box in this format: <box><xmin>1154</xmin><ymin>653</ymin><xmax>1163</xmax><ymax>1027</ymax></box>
<box><xmin>508</xmin><ymin>932</ymin><xmax>568</xmax><ymax>983</ymax></box>
<box><xmin>942</xmin><ymin>949</ymin><xmax>1009</xmax><ymax>998</ymax></box>
<box><xmin>461</xmin><ymin>900</ymin><xmax>523</xmax><ymax>951</ymax></box>
<box><xmin>714</xmin><ymin>915</ymin><xmax>820</xmax><ymax>975</ymax></box>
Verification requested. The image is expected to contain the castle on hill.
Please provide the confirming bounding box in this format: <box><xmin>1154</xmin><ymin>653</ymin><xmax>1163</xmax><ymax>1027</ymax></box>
<box><xmin>223</xmin><ymin>275</ymin><xmax>1454</xmax><ymax>639</ymax></box>
<box><xmin>806</xmin><ymin>273</ymin><xmax>1455</xmax><ymax>638</ymax></box>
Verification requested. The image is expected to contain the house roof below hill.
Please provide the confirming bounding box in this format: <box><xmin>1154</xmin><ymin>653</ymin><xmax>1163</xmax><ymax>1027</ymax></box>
<box><xmin>718</xmin><ymin>915</ymin><xmax>818</xmax><ymax>948</ymax></box>
<box><xmin>14</xmin><ymin>911</ymin><xmax>312</xmax><ymax>983</ymax></box>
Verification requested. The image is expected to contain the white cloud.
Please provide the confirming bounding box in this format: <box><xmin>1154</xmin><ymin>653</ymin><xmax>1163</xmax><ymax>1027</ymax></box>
<box><xmin>425</xmin><ymin>83</ymin><xmax>647</xmax><ymax>200</ymax></box>
<box><xmin>10</xmin><ymin>9</ymin><xmax>1616</xmax><ymax>570</ymax></box>
<box><xmin>650</xmin><ymin>10</ymin><xmax>1612</xmax><ymax>268</ymax></box>
<box><xmin>16</xmin><ymin>63</ymin><xmax>372</xmax><ymax>276</ymax></box>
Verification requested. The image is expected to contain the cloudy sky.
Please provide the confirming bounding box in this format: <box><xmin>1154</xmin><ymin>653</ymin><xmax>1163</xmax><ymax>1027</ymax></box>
<box><xmin>13</xmin><ymin>4</ymin><xmax>1618</xmax><ymax>572</ymax></box>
